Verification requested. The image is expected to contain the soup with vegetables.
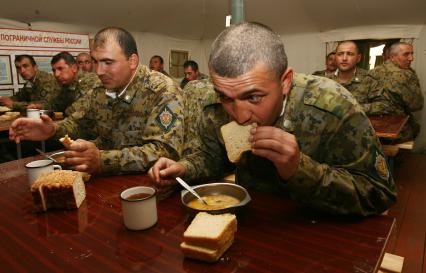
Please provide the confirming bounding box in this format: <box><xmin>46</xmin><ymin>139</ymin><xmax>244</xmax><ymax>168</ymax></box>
<box><xmin>187</xmin><ymin>194</ymin><xmax>240</xmax><ymax>210</ymax></box>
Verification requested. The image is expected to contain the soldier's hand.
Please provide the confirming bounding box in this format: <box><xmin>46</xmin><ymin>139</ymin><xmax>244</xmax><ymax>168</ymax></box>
<box><xmin>9</xmin><ymin>115</ymin><xmax>56</xmax><ymax>143</ymax></box>
<box><xmin>148</xmin><ymin>157</ymin><xmax>185</xmax><ymax>187</ymax></box>
<box><xmin>64</xmin><ymin>140</ymin><xmax>101</xmax><ymax>174</ymax></box>
<box><xmin>250</xmin><ymin>126</ymin><xmax>300</xmax><ymax>180</ymax></box>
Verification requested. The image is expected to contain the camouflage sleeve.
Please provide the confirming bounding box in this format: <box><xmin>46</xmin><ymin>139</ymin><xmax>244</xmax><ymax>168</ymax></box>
<box><xmin>285</xmin><ymin>109</ymin><xmax>396</xmax><ymax>216</ymax></box>
<box><xmin>181</xmin><ymin>106</ymin><xmax>234</xmax><ymax>184</ymax></box>
<box><xmin>11</xmin><ymin>88</ymin><xmax>30</xmax><ymax>111</ymax></box>
<box><xmin>99</xmin><ymin>91</ymin><xmax>185</xmax><ymax>174</ymax></box>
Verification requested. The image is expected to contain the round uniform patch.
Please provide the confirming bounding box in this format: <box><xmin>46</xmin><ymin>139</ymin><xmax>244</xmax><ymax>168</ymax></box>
<box><xmin>375</xmin><ymin>152</ymin><xmax>389</xmax><ymax>180</ymax></box>
<box><xmin>155</xmin><ymin>105</ymin><xmax>177</xmax><ymax>133</ymax></box>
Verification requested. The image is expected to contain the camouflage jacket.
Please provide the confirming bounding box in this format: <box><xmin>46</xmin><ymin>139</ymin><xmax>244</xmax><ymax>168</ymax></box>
<box><xmin>53</xmin><ymin>65</ymin><xmax>184</xmax><ymax>174</ymax></box>
<box><xmin>45</xmin><ymin>71</ymin><xmax>100</xmax><ymax>117</ymax></box>
<box><xmin>327</xmin><ymin>68</ymin><xmax>390</xmax><ymax>115</ymax></box>
<box><xmin>12</xmin><ymin>70</ymin><xmax>59</xmax><ymax>111</ymax></box>
<box><xmin>312</xmin><ymin>70</ymin><xmax>334</xmax><ymax>78</ymax></box>
<box><xmin>181</xmin><ymin>73</ymin><xmax>396</xmax><ymax>216</ymax></box>
<box><xmin>369</xmin><ymin>60</ymin><xmax>424</xmax><ymax>141</ymax></box>
<box><xmin>181</xmin><ymin>79</ymin><xmax>218</xmax><ymax>156</ymax></box>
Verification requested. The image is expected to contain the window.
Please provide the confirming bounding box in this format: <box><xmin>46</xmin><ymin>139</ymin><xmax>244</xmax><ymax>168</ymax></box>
<box><xmin>169</xmin><ymin>50</ymin><xmax>188</xmax><ymax>78</ymax></box>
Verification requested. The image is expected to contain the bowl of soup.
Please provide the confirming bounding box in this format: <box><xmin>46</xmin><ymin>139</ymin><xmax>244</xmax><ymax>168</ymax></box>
<box><xmin>181</xmin><ymin>182</ymin><xmax>251</xmax><ymax>214</ymax></box>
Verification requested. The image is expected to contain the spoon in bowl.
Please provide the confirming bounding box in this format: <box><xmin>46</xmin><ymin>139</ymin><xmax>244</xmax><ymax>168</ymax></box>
<box><xmin>176</xmin><ymin>177</ymin><xmax>208</xmax><ymax>205</ymax></box>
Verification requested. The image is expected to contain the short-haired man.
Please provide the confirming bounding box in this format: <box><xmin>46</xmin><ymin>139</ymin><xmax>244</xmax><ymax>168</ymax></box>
<box><xmin>45</xmin><ymin>51</ymin><xmax>99</xmax><ymax>117</ymax></box>
<box><xmin>76</xmin><ymin>52</ymin><xmax>93</xmax><ymax>72</ymax></box>
<box><xmin>149</xmin><ymin>55</ymin><xmax>170</xmax><ymax>77</ymax></box>
<box><xmin>10</xmin><ymin>27</ymin><xmax>184</xmax><ymax>175</ymax></box>
<box><xmin>370</xmin><ymin>42</ymin><xmax>424</xmax><ymax>141</ymax></box>
<box><xmin>328</xmin><ymin>41</ymin><xmax>386</xmax><ymax>114</ymax></box>
<box><xmin>0</xmin><ymin>55</ymin><xmax>58</xmax><ymax>111</ymax></box>
<box><xmin>180</xmin><ymin>60</ymin><xmax>208</xmax><ymax>89</ymax></box>
<box><xmin>312</xmin><ymin>52</ymin><xmax>336</xmax><ymax>77</ymax></box>
<box><xmin>149</xmin><ymin>22</ymin><xmax>396</xmax><ymax>216</ymax></box>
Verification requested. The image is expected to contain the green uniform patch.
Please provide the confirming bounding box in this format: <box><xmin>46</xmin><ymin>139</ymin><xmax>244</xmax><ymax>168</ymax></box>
<box><xmin>375</xmin><ymin>151</ymin><xmax>389</xmax><ymax>181</ymax></box>
<box><xmin>156</xmin><ymin>104</ymin><xmax>176</xmax><ymax>132</ymax></box>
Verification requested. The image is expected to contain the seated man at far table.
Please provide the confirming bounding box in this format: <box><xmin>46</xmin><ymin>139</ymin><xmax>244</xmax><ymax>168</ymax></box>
<box><xmin>9</xmin><ymin>27</ymin><xmax>184</xmax><ymax>175</ymax></box>
<box><xmin>149</xmin><ymin>22</ymin><xmax>396</xmax><ymax>216</ymax></box>
<box><xmin>43</xmin><ymin>51</ymin><xmax>100</xmax><ymax>118</ymax></box>
<box><xmin>369</xmin><ymin>42</ymin><xmax>424</xmax><ymax>142</ymax></box>
<box><xmin>0</xmin><ymin>55</ymin><xmax>59</xmax><ymax>111</ymax></box>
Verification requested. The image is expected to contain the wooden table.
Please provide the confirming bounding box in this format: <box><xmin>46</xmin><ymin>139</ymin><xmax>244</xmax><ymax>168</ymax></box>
<box><xmin>0</xmin><ymin>156</ymin><xmax>395</xmax><ymax>273</ymax></box>
<box><xmin>369</xmin><ymin>115</ymin><xmax>409</xmax><ymax>139</ymax></box>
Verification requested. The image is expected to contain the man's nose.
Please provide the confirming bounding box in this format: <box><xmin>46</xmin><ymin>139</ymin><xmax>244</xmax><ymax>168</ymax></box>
<box><xmin>95</xmin><ymin>63</ymin><xmax>104</xmax><ymax>76</ymax></box>
<box><xmin>233</xmin><ymin>102</ymin><xmax>251</xmax><ymax>125</ymax></box>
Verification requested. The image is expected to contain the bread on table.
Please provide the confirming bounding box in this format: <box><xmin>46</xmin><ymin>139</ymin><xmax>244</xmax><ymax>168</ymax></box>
<box><xmin>220</xmin><ymin>121</ymin><xmax>256</xmax><ymax>163</ymax></box>
<box><xmin>180</xmin><ymin>212</ymin><xmax>237</xmax><ymax>262</ymax></box>
<box><xmin>59</xmin><ymin>134</ymin><xmax>74</xmax><ymax>149</ymax></box>
<box><xmin>31</xmin><ymin>170</ymin><xmax>86</xmax><ymax>212</ymax></box>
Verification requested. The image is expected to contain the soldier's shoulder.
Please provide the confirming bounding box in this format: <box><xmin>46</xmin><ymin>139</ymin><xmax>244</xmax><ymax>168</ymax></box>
<box><xmin>140</xmin><ymin>65</ymin><xmax>179</xmax><ymax>94</ymax></box>
<box><xmin>293</xmin><ymin>73</ymin><xmax>357</xmax><ymax>119</ymax></box>
<box><xmin>78</xmin><ymin>71</ymin><xmax>101</xmax><ymax>88</ymax></box>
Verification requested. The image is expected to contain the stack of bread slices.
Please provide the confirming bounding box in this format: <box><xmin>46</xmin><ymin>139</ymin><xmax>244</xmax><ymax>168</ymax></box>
<box><xmin>180</xmin><ymin>212</ymin><xmax>237</xmax><ymax>262</ymax></box>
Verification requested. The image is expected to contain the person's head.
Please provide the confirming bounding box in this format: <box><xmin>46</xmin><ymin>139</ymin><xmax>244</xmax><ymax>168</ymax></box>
<box><xmin>382</xmin><ymin>42</ymin><xmax>393</xmax><ymax>61</ymax></box>
<box><xmin>389</xmin><ymin>42</ymin><xmax>414</xmax><ymax>69</ymax></box>
<box><xmin>183</xmin><ymin>60</ymin><xmax>199</xmax><ymax>82</ymax></box>
<box><xmin>149</xmin><ymin>55</ymin><xmax>164</xmax><ymax>72</ymax></box>
<box><xmin>208</xmin><ymin>22</ymin><xmax>292</xmax><ymax>126</ymax></box>
<box><xmin>14</xmin><ymin>55</ymin><xmax>38</xmax><ymax>81</ymax></box>
<box><xmin>91</xmin><ymin>27</ymin><xmax>139</xmax><ymax>90</ymax></box>
<box><xmin>335</xmin><ymin>41</ymin><xmax>361</xmax><ymax>73</ymax></box>
<box><xmin>325</xmin><ymin>52</ymin><xmax>337</xmax><ymax>72</ymax></box>
<box><xmin>51</xmin><ymin>51</ymin><xmax>78</xmax><ymax>86</ymax></box>
<box><xmin>76</xmin><ymin>52</ymin><xmax>93</xmax><ymax>72</ymax></box>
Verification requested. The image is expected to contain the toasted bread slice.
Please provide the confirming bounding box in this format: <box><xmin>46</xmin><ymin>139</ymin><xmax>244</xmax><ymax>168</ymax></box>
<box><xmin>220</xmin><ymin>121</ymin><xmax>256</xmax><ymax>163</ymax></box>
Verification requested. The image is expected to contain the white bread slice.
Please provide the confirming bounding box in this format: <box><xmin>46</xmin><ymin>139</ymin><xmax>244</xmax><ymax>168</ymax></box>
<box><xmin>183</xmin><ymin>212</ymin><xmax>237</xmax><ymax>250</ymax></box>
<box><xmin>180</xmin><ymin>236</ymin><xmax>234</xmax><ymax>262</ymax></box>
<box><xmin>59</xmin><ymin>134</ymin><xmax>74</xmax><ymax>149</ymax></box>
<box><xmin>220</xmin><ymin>121</ymin><xmax>256</xmax><ymax>163</ymax></box>
<box><xmin>31</xmin><ymin>170</ymin><xmax>86</xmax><ymax>212</ymax></box>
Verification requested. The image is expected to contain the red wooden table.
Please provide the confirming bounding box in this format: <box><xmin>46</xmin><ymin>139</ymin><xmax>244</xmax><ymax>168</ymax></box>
<box><xmin>369</xmin><ymin>115</ymin><xmax>409</xmax><ymax>139</ymax></box>
<box><xmin>0</xmin><ymin>156</ymin><xmax>395</xmax><ymax>273</ymax></box>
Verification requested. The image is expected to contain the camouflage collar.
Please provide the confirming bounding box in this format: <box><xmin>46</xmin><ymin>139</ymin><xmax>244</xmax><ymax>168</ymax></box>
<box><xmin>115</xmin><ymin>65</ymin><xmax>145</xmax><ymax>104</ymax></box>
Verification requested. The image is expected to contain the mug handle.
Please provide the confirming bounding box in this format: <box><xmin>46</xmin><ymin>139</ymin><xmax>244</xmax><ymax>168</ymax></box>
<box><xmin>53</xmin><ymin>165</ymin><xmax>62</xmax><ymax>170</ymax></box>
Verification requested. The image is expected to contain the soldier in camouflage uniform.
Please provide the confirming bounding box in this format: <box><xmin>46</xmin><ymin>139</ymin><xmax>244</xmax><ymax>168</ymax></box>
<box><xmin>0</xmin><ymin>55</ymin><xmax>58</xmax><ymax>111</ymax></box>
<box><xmin>149</xmin><ymin>23</ymin><xmax>396</xmax><ymax>216</ymax></box>
<box><xmin>10</xmin><ymin>27</ymin><xmax>184</xmax><ymax>175</ymax></box>
<box><xmin>181</xmin><ymin>79</ymin><xmax>218</xmax><ymax>156</ymax></box>
<box><xmin>369</xmin><ymin>42</ymin><xmax>424</xmax><ymax>142</ymax></box>
<box><xmin>327</xmin><ymin>41</ymin><xmax>389</xmax><ymax>115</ymax></box>
<box><xmin>180</xmin><ymin>60</ymin><xmax>209</xmax><ymax>89</ymax></box>
<box><xmin>45</xmin><ymin>52</ymin><xmax>100</xmax><ymax>117</ymax></box>
<box><xmin>312</xmin><ymin>52</ymin><xmax>336</xmax><ymax>77</ymax></box>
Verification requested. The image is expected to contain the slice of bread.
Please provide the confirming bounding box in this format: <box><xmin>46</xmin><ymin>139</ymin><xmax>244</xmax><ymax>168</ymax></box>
<box><xmin>31</xmin><ymin>170</ymin><xmax>86</xmax><ymax>212</ymax></box>
<box><xmin>59</xmin><ymin>134</ymin><xmax>74</xmax><ymax>149</ymax></box>
<box><xmin>180</xmin><ymin>237</ymin><xmax>235</xmax><ymax>262</ymax></box>
<box><xmin>220</xmin><ymin>121</ymin><xmax>255</xmax><ymax>163</ymax></box>
<box><xmin>183</xmin><ymin>212</ymin><xmax>237</xmax><ymax>249</ymax></box>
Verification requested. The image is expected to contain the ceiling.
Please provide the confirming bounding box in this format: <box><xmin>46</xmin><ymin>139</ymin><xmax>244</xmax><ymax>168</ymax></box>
<box><xmin>1</xmin><ymin>0</ymin><xmax>425</xmax><ymax>40</ymax></box>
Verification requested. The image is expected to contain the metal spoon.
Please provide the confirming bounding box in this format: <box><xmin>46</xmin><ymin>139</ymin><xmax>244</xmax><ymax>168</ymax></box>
<box><xmin>35</xmin><ymin>148</ymin><xmax>57</xmax><ymax>163</ymax></box>
<box><xmin>176</xmin><ymin>177</ymin><xmax>208</xmax><ymax>205</ymax></box>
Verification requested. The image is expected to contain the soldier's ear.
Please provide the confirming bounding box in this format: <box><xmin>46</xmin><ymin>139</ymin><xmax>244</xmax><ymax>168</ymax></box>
<box><xmin>280</xmin><ymin>68</ymin><xmax>293</xmax><ymax>96</ymax></box>
<box><xmin>128</xmin><ymin>54</ymin><xmax>139</xmax><ymax>70</ymax></box>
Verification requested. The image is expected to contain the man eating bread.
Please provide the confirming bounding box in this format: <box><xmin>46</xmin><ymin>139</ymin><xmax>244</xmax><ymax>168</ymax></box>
<box><xmin>149</xmin><ymin>22</ymin><xmax>396</xmax><ymax>216</ymax></box>
<box><xmin>9</xmin><ymin>27</ymin><xmax>184</xmax><ymax>175</ymax></box>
